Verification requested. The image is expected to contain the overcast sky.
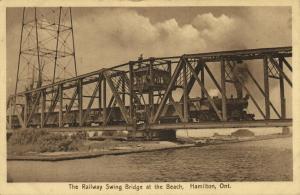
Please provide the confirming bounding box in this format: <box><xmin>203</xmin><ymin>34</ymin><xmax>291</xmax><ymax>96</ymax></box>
<box><xmin>6</xmin><ymin>6</ymin><xmax>292</xmax><ymax>117</ymax></box>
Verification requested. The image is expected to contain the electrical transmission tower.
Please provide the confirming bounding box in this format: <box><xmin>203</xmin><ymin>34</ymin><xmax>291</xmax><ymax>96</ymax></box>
<box><xmin>15</xmin><ymin>7</ymin><xmax>77</xmax><ymax>95</ymax></box>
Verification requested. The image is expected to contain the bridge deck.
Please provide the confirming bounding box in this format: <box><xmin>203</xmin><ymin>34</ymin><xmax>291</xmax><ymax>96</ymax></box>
<box><xmin>7</xmin><ymin>119</ymin><xmax>292</xmax><ymax>133</ymax></box>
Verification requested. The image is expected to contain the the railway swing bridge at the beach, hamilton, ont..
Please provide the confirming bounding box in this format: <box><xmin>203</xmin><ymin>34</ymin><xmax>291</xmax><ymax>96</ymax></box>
<box><xmin>6</xmin><ymin>7</ymin><xmax>293</xmax><ymax>140</ymax></box>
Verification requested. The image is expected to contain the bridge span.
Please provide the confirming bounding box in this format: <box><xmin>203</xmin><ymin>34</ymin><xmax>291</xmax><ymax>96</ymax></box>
<box><xmin>7</xmin><ymin>46</ymin><xmax>293</xmax><ymax>137</ymax></box>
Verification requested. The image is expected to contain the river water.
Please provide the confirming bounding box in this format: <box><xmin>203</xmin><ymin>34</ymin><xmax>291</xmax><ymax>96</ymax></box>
<box><xmin>7</xmin><ymin>137</ymin><xmax>292</xmax><ymax>182</ymax></box>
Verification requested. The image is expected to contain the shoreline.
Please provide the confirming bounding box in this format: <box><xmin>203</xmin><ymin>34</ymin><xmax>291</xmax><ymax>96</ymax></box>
<box><xmin>7</xmin><ymin>134</ymin><xmax>291</xmax><ymax>162</ymax></box>
<box><xmin>7</xmin><ymin>144</ymin><xmax>195</xmax><ymax>161</ymax></box>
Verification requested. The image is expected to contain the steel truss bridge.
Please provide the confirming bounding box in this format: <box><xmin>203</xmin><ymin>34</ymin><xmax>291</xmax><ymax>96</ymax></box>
<box><xmin>7</xmin><ymin>46</ymin><xmax>292</xmax><ymax>136</ymax></box>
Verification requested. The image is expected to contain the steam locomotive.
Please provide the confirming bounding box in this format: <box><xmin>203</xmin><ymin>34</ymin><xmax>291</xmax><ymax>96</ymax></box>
<box><xmin>157</xmin><ymin>95</ymin><xmax>255</xmax><ymax>124</ymax></box>
<box><xmin>189</xmin><ymin>95</ymin><xmax>254</xmax><ymax>122</ymax></box>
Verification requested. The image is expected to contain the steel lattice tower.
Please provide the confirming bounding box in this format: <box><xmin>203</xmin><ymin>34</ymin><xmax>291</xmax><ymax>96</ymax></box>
<box><xmin>15</xmin><ymin>7</ymin><xmax>77</xmax><ymax>95</ymax></box>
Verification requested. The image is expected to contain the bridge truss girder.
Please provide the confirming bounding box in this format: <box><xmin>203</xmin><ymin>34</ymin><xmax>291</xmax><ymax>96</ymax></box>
<box><xmin>7</xmin><ymin>46</ymin><xmax>293</xmax><ymax>131</ymax></box>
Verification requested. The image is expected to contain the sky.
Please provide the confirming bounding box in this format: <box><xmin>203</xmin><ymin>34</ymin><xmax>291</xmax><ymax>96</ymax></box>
<box><xmin>6</xmin><ymin>6</ymin><xmax>292</xmax><ymax>118</ymax></box>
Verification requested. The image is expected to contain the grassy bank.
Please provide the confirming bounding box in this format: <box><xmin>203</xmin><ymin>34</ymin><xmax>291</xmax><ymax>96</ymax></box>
<box><xmin>7</xmin><ymin>129</ymin><xmax>178</xmax><ymax>156</ymax></box>
<box><xmin>7</xmin><ymin>129</ymin><xmax>291</xmax><ymax>161</ymax></box>
<box><xmin>7</xmin><ymin>129</ymin><xmax>88</xmax><ymax>155</ymax></box>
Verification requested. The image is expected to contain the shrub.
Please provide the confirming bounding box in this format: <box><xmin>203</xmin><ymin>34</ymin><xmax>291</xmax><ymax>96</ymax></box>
<box><xmin>71</xmin><ymin>131</ymin><xmax>88</xmax><ymax>140</ymax></box>
<box><xmin>9</xmin><ymin>129</ymin><xmax>48</xmax><ymax>145</ymax></box>
<box><xmin>8</xmin><ymin>129</ymin><xmax>86</xmax><ymax>153</ymax></box>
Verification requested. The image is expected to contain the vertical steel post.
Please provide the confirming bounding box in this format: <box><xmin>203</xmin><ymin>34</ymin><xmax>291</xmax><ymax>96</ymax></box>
<box><xmin>53</xmin><ymin>7</ymin><xmax>62</xmax><ymax>83</ymax></box>
<box><xmin>148</xmin><ymin>93</ymin><xmax>154</xmax><ymax>122</ymax></box>
<box><xmin>40</xmin><ymin>90</ymin><xmax>45</xmax><ymax>128</ymax></box>
<box><xmin>15</xmin><ymin>8</ymin><xmax>25</xmax><ymax>96</ymax></box>
<box><xmin>8</xmin><ymin>99</ymin><xmax>12</xmax><ymax>129</ymax></box>
<box><xmin>103</xmin><ymin>78</ymin><xmax>107</xmax><ymax>125</ymax></box>
<box><xmin>69</xmin><ymin>8</ymin><xmax>78</xmax><ymax>76</ymax></box>
<box><xmin>58</xmin><ymin>84</ymin><xmax>63</xmax><ymax>127</ymax></box>
<box><xmin>149</xmin><ymin>58</ymin><xmax>154</xmax><ymax>121</ymax></box>
<box><xmin>221</xmin><ymin>59</ymin><xmax>227</xmax><ymax>121</ymax></box>
<box><xmin>167</xmin><ymin>61</ymin><xmax>171</xmax><ymax>77</ymax></box>
<box><xmin>279</xmin><ymin>58</ymin><xmax>286</xmax><ymax>118</ymax></box>
<box><xmin>129</xmin><ymin>61</ymin><xmax>134</xmax><ymax>123</ymax></box>
<box><xmin>201</xmin><ymin>64</ymin><xmax>205</xmax><ymax>98</ymax></box>
<box><xmin>182</xmin><ymin>60</ymin><xmax>189</xmax><ymax>122</ymax></box>
<box><xmin>98</xmin><ymin>74</ymin><xmax>102</xmax><ymax>116</ymax></box>
<box><xmin>122</xmin><ymin>77</ymin><xmax>125</xmax><ymax>103</ymax></box>
<box><xmin>78</xmin><ymin>79</ymin><xmax>83</xmax><ymax>126</ymax></box>
<box><xmin>149</xmin><ymin>58</ymin><xmax>154</xmax><ymax>83</ymax></box>
<box><xmin>24</xmin><ymin>94</ymin><xmax>28</xmax><ymax>127</ymax></box>
<box><xmin>263</xmin><ymin>57</ymin><xmax>270</xmax><ymax>119</ymax></box>
<box><xmin>34</xmin><ymin>8</ymin><xmax>42</xmax><ymax>88</ymax></box>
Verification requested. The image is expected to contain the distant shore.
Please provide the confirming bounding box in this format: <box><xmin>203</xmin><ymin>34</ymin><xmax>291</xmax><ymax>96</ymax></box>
<box><xmin>7</xmin><ymin>133</ymin><xmax>291</xmax><ymax>161</ymax></box>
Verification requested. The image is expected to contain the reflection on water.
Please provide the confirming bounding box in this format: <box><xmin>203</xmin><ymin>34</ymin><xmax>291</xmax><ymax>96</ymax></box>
<box><xmin>7</xmin><ymin>137</ymin><xmax>292</xmax><ymax>182</ymax></box>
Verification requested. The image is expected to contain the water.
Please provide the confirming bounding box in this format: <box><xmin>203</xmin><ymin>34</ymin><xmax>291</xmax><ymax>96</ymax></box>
<box><xmin>176</xmin><ymin>127</ymin><xmax>287</xmax><ymax>137</ymax></box>
<box><xmin>7</xmin><ymin>137</ymin><xmax>292</xmax><ymax>182</ymax></box>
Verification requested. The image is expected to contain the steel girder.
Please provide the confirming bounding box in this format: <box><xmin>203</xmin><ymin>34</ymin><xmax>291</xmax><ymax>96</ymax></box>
<box><xmin>7</xmin><ymin>46</ymin><xmax>293</xmax><ymax>131</ymax></box>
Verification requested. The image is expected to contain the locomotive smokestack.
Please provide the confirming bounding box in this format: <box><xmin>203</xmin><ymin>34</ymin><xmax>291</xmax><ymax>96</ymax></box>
<box><xmin>234</xmin><ymin>82</ymin><xmax>243</xmax><ymax>98</ymax></box>
<box><xmin>233</xmin><ymin>60</ymin><xmax>248</xmax><ymax>98</ymax></box>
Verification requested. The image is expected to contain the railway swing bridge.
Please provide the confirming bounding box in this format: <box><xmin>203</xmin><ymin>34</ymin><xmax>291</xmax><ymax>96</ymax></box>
<box><xmin>6</xmin><ymin>8</ymin><xmax>292</xmax><ymax>139</ymax></box>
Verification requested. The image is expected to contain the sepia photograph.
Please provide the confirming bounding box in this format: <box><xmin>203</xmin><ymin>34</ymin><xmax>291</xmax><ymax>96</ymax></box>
<box><xmin>3</xmin><ymin>3</ymin><xmax>295</xmax><ymax>187</ymax></box>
